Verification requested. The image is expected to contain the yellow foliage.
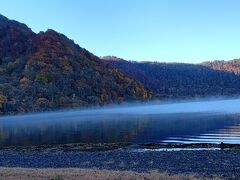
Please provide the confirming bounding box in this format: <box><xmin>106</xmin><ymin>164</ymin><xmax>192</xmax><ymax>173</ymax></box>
<box><xmin>0</xmin><ymin>95</ymin><xmax>7</xmax><ymax>104</ymax></box>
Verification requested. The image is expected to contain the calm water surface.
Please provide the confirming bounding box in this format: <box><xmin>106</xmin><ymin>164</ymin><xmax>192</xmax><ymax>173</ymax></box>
<box><xmin>1</xmin><ymin>99</ymin><xmax>240</xmax><ymax>147</ymax></box>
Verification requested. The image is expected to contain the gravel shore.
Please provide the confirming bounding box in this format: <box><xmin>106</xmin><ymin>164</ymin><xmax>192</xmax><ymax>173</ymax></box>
<box><xmin>0</xmin><ymin>149</ymin><xmax>239</xmax><ymax>179</ymax></box>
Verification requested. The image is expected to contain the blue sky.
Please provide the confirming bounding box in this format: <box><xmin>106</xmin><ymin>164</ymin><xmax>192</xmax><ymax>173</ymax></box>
<box><xmin>0</xmin><ymin>0</ymin><xmax>240</xmax><ymax>63</ymax></box>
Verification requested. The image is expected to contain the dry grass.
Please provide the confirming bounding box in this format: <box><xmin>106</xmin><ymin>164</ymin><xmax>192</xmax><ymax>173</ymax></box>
<box><xmin>0</xmin><ymin>168</ymin><xmax>222</xmax><ymax>180</ymax></box>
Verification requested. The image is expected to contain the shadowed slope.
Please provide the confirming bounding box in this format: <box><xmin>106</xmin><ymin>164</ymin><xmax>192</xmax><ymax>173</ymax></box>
<box><xmin>103</xmin><ymin>56</ymin><xmax>240</xmax><ymax>98</ymax></box>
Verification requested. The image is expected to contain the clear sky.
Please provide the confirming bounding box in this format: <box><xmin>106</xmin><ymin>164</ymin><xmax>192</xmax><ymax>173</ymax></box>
<box><xmin>0</xmin><ymin>0</ymin><xmax>240</xmax><ymax>63</ymax></box>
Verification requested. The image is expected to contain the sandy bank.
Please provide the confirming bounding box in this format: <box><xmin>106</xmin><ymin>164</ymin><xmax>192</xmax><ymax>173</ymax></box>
<box><xmin>0</xmin><ymin>168</ymin><xmax>220</xmax><ymax>180</ymax></box>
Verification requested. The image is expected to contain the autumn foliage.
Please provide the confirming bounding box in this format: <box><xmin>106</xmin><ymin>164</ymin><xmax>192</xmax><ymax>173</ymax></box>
<box><xmin>0</xmin><ymin>15</ymin><xmax>151</xmax><ymax>114</ymax></box>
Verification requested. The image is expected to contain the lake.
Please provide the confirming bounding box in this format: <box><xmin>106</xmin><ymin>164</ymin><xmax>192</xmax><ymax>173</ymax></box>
<box><xmin>0</xmin><ymin>98</ymin><xmax>240</xmax><ymax>147</ymax></box>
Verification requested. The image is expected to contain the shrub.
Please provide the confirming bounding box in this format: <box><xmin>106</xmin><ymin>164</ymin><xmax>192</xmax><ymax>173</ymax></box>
<box><xmin>35</xmin><ymin>74</ymin><xmax>48</xmax><ymax>84</ymax></box>
<box><xmin>50</xmin><ymin>175</ymin><xmax>64</xmax><ymax>180</ymax></box>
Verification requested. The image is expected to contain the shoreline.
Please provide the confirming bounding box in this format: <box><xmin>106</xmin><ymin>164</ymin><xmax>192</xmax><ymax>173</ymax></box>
<box><xmin>1</xmin><ymin>142</ymin><xmax>240</xmax><ymax>152</ymax></box>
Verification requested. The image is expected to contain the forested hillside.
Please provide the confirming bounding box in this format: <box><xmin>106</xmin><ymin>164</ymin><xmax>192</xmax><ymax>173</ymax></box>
<box><xmin>0</xmin><ymin>15</ymin><xmax>151</xmax><ymax>114</ymax></box>
<box><xmin>202</xmin><ymin>59</ymin><xmax>240</xmax><ymax>75</ymax></box>
<box><xmin>103</xmin><ymin>56</ymin><xmax>240</xmax><ymax>98</ymax></box>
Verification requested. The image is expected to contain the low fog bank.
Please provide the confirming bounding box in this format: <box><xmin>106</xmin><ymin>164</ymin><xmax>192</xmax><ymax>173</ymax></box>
<box><xmin>89</xmin><ymin>98</ymin><xmax>240</xmax><ymax>116</ymax></box>
<box><xmin>1</xmin><ymin>97</ymin><xmax>240</xmax><ymax>121</ymax></box>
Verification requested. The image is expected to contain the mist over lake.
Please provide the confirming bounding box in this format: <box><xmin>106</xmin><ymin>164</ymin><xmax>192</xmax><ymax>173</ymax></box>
<box><xmin>0</xmin><ymin>98</ymin><xmax>240</xmax><ymax>147</ymax></box>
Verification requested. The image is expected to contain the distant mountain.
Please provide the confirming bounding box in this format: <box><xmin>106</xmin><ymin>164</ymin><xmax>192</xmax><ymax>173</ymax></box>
<box><xmin>202</xmin><ymin>59</ymin><xmax>240</xmax><ymax>75</ymax></box>
<box><xmin>0</xmin><ymin>15</ymin><xmax>151</xmax><ymax>114</ymax></box>
<box><xmin>103</xmin><ymin>56</ymin><xmax>240</xmax><ymax>98</ymax></box>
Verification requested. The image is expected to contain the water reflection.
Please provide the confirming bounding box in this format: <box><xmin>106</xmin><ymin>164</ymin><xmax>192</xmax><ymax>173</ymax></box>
<box><xmin>163</xmin><ymin>120</ymin><xmax>240</xmax><ymax>144</ymax></box>
<box><xmin>0</xmin><ymin>112</ymin><xmax>240</xmax><ymax>147</ymax></box>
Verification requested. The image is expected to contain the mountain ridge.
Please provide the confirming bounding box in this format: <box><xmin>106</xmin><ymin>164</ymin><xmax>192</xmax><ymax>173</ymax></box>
<box><xmin>0</xmin><ymin>15</ymin><xmax>151</xmax><ymax>115</ymax></box>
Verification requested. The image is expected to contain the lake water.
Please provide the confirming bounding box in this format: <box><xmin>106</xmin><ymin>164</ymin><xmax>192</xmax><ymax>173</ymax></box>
<box><xmin>0</xmin><ymin>98</ymin><xmax>240</xmax><ymax>147</ymax></box>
